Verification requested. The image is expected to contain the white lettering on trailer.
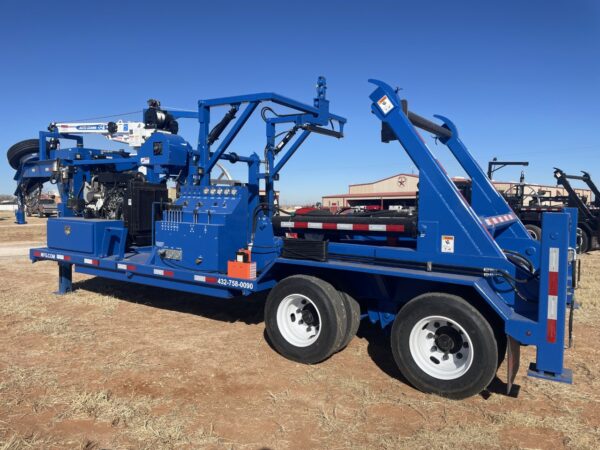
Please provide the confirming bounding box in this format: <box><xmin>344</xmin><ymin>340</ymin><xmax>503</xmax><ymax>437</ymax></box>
<box><xmin>216</xmin><ymin>278</ymin><xmax>255</xmax><ymax>290</ymax></box>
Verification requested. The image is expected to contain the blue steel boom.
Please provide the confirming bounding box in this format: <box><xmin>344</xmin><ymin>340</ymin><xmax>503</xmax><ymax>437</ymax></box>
<box><xmin>9</xmin><ymin>78</ymin><xmax>577</xmax><ymax>399</ymax></box>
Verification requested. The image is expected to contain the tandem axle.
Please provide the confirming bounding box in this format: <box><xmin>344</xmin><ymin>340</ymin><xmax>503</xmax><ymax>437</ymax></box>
<box><xmin>14</xmin><ymin>78</ymin><xmax>576</xmax><ymax>399</ymax></box>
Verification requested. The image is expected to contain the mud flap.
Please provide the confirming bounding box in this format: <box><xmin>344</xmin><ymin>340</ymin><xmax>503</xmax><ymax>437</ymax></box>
<box><xmin>506</xmin><ymin>336</ymin><xmax>521</xmax><ymax>395</ymax></box>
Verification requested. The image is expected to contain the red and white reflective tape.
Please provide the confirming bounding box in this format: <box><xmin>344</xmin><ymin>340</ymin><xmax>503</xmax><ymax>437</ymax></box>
<box><xmin>546</xmin><ymin>247</ymin><xmax>559</xmax><ymax>343</ymax></box>
<box><xmin>194</xmin><ymin>274</ymin><xmax>218</xmax><ymax>283</ymax></box>
<box><xmin>521</xmin><ymin>207</ymin><xmax>563</xmax><ymax>212</ymax></box>
<box><xmin>117</xmin><ymin>263</ymin><xmax>137</xmax><ymax>271</ymax></box>
<box><xmin>83</xmin><ymin>258</ymin><xmax>99</xmax><ymax>266</ymax></box>
<box><xmin>279</xmin><ymin>221</ymin><xmax>405</xmax><ymax>233</ymax></box>
<box><xmin>153</xmin><ymin>268</ymin><xmax>174</xmax><ymax>277</ymax></box>
<box><xmin>56</xmin><ymin>254</ymin><xmax>71</xmax><ymax>261</ymax></box>
<box><xmin>483</xmin><ymin>213</ymin><xmax>517</xmax><ymax>227</ymax></box>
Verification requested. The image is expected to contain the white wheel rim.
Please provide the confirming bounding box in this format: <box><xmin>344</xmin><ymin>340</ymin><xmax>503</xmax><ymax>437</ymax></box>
<box><xmin>276</xmin><ymin>294</ymin><xmax>321</xmax><ymax>347</ymax></box>
<box><xmin>409</xmin><ymin>315</ymin><xmax>474</xmax><ymax>380</ymax></box>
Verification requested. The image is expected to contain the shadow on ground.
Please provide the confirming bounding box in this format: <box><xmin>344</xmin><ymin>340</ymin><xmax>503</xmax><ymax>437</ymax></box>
<box><xmin>72</xmin><ymin>277</ymin><xmax>265</xmax><ymax>325</ymax></box>
<box><xmin>357</xmin><ymin>319</ymin><xmax>519</xmax><ymax>400</ymax></box>
<box><xmin>73</xmin><ymin>277</ymin><xmax>519</xmax><ymax>399</ymax></box>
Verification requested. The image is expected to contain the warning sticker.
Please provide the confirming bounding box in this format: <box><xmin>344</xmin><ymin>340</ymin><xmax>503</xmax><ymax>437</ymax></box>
<box><xmin>441</xmin><ymin>235</ymin><xmax>455</xmax><ymax>253</ymax></box>
<box><xmin>377</xmin><ymin>95</ymin><xmax>394</xmax><ymax>114</ymax></box>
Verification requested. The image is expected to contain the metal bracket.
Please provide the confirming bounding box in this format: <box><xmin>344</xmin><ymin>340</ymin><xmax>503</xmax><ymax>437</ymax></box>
<box><xmin>527</xmin><ymin>363</ymin><xmax>573</xmax><ymax>384</ymax></box>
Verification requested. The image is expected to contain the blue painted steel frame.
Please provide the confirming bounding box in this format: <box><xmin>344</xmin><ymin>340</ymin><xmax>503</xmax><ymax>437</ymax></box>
<box><xmin>22</xmin><ymin>77</ymin><xmax>575</xmax><ymax>385</ymax></box>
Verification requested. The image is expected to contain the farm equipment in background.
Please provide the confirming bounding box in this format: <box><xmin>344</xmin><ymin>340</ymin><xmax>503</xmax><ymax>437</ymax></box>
<box><xmin>7</xmin><ymin>78</ymin><xmax>577</xmax><ymax>399</ymax></box>
<box><xmin>483</xmin><ymin>160</ymin><xmax>599</xmax><ymax>253</ymax></box>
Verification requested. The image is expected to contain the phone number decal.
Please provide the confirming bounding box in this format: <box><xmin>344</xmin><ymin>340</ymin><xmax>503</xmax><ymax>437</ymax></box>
<box><xmin>217</xmin><ymin>278</ymin><xmax>255</xmax><ymax>290</ymax></box>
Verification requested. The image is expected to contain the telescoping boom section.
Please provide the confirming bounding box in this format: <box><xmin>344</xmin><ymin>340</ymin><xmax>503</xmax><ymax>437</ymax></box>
<box><xmin>23</xmin><ymin>78</ymin><xmax>576</xmax><ymax>399</ymax></box>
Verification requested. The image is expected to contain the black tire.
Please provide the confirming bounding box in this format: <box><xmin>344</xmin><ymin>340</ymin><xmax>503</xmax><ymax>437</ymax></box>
<box><xmin>265</xmin><ymin>275</ymin><xmax>347</xmax><ymax>364</ymax></box>
<box><xmin>391</xmin><ymin>293</ymin><xmax>498</xmax><ymax>399</ymax></box>
<box><xmin>337</xmin><ymin>292</ymin><xmax>361</xmax><ymax>351</ymax></box>
<box><xmin>577</xmin><ymin>227</ymin><xmax>589</xmax><ymax>254</ymax></box>
<box><xmin>7</xmin><ymin>139</ymin><xmax>41</xmax><ymax>170</ymax></box>
<box><xmin>525</xmin><ymin>224</ymin><xmax>542</xmax><ymax>241</ymax></box>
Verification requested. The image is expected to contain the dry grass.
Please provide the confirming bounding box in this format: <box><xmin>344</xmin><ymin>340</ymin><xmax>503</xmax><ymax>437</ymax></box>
<box><xmin>0</xmin><ymin>227</ymin><xmax>600</xmax><ymax>448</ymax></box>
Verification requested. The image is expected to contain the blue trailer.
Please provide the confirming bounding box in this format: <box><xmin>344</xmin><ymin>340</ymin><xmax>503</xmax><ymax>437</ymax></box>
<box><xmin>10</xmin><ymin>78</ymin><xmax>577</xmax><ymax>399</ymax></box>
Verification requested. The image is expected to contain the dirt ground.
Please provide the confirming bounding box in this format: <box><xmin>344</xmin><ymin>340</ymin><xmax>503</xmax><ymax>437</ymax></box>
<box><xmin>0</xmin><ymin>211</ymin><xmax>599</xmax><ymax>449</ymax></box>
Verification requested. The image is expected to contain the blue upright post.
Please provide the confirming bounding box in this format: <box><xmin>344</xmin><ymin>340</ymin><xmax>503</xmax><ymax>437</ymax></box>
<box><xmin>527</xmin><ymin>212</ymin><xmax>572</xmax><ymax>383</ymax></box>
<box><xmin>15</xmin><ymin>208</ymin><xmax>26</xmax><ymax>224</ymax></box>
<box><xmin>56</xmin><ymin>262</ymin><xmax>73</xmax><ymax>295</ymax></box>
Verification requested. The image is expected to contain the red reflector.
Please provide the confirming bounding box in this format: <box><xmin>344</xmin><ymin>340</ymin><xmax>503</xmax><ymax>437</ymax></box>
<box><xmin>206</xmin><ymin>276</ymin><xmax>217</xmax><ymax>283</ymax></box>
<box><xmin>33</xmin><ymin>251</ymin><xmax>41</xmax><ymax>257</ymax></box>
<box><xmin>548</xmin><ymin>272</ymin><xmax>558</xmax><ymax>296</ymax></box>
<box><xmin>386</xmin><ymin>224</ymin><xmax>405</xmax><ymax>232</ymax></box>
<box><xmin>547</xmin><ymin>318</ymin><xmax>557</xmax><ymax>343</ymax></box>
<box><xmin>63</xmin><ymin>255</ymin><xmax>71</xmax><ymax>261</ymax></box>
<box><xmin>127</xmin><ymin>265</ymin><xmax>136</xmax><ymax>271</ymax></box>
<box><xmin>164</xmin><ymin>270</ymin><xmax>174</xmax><ymax>277</ymax></box>
<box><xmin>323</xmin><ymin>223</ymin><xmax>337</xmax><ymax>230</ymax></box>
<box><xmin>294</xmin><ymin>222</ymin><xmax>308</xmax><ymax>229</ymax></box>
<box><xmin>352</xmin><ymin>223</ymin><xmax>369</xmax><ymax>231</ymax></box>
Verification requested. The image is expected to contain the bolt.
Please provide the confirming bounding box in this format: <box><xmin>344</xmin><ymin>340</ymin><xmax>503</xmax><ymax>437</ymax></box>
<box><xmin>301</xmin><ymin>300</ymin><xmax>307</xmax><ymax>304</ymax></box>
<box><xmin>431</xmin><ymin>346</ymin><xmax>438</xmax><ymax>352</ymax></box>
<box><xmin>306</xmin><ymin>326</ymin><xmax>312</xmax><ymax>332</ymax></box>
<box><xmin>427</xmin><ymin>333</ymin><xmax>435</xmax><ymax>339</ymax></box>
<box><xmin>298</xmin><ymin>320</ymin><xmax>304</xmax><ymax>325</ymax></box>
<box><xmin>297</xmin><ymin>309</ymin><xmax>302</xmax><ymax>314</ymax></box>
<box><xmin>463</xmin><ymin>342</ymin><xmax>469</xmax><ymax>348</ymax></box>
<box><xmin>457</xmin><ymin>353</ymin><xmax>463</xmax><ymax>359</ymax></box>
<box><xmin>442</xmin><ymin>354</ymin><xmax>449</xmax><ymax>361</ymax></box>
<box><xmin>434</xmin><ymin>322</ymin><xmax>440</xmax><ymax>328</ymax></box>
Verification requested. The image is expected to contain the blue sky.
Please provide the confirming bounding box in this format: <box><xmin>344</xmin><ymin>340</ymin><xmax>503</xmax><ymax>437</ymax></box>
<box><xmin>1</xmin><ymin>0</ymin><xmax>598</xmax><ymax>203</ymax></box>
